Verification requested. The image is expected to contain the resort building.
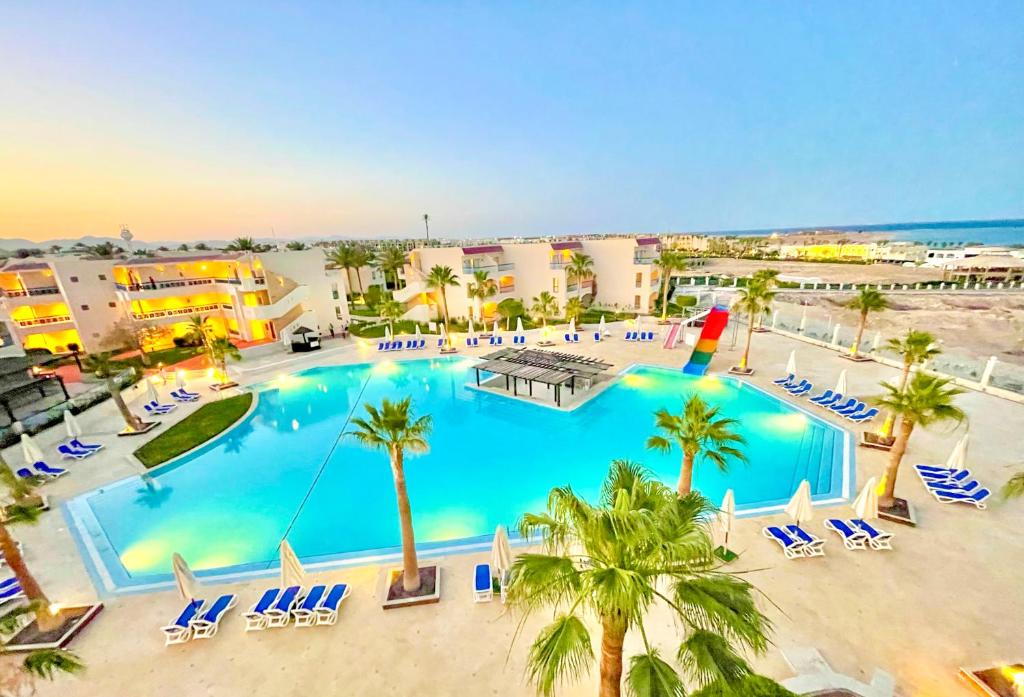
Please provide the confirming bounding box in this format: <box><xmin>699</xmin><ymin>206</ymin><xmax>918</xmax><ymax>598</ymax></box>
<box><xmin>0</xmin><ymin>257</ymin><xmax>125</xmax><ymax>353</ymax></box>
<box><xmin>397</xmin><ymin>236</ymin><xmax>664</xmax><ymax>321</ymax></box>
<box><xmin>940</xmin><ymin>255</ymin><xmax>1024</xmax><ymax>285</ymax></box>
<box><xmin>111</xmin><ymin>250</ymin><xmax>350</xmax><ymax>347</ymax></box>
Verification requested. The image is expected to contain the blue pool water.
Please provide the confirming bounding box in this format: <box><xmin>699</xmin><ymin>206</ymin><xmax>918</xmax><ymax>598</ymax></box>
<box><xmin>65</xmin><ymin>358</ymin><xmax>851</xmax><ymax>592</ymax></box>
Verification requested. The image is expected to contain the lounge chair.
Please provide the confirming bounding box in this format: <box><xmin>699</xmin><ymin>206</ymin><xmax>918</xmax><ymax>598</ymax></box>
<box><xmin>762</xmin><ymin>526</ymin><xmax>806</xmax><ymax>559</ymax></box>
<box><xmin>466</xmin><ymin>337</ymin><xmax>479</xmax><ymax>348</ymax></box>
<box><xmin>416</xmin><ymin>339</ymin><xmax>426</xmax><ymax>349</ymax></box>
<box><xmin>593</xmin><ymin>332</ymin><xmax>602</xmax><ymax>342</ymax></box>
<box><xmin>291</xmin><ymin>584</ymin><xmax>327</xmax><ymax>627</ymax></box>
<box><xmin>816</xmin><ymin>393</ymin><xmax>843</xmax><ymax>409</ymax></box>
<box><xmin>264</xmin><ymin>585</ymin><xmax>302</xmax><ymax>628</ymax></box>
<box><xmin>144</xmin><ymin>401</ymin><xmax>176</xmax><ymax>415</ymax></box>
<box><xmin>170</xmin><ymin>389</ymin><xmax>200</xmax><ymax>402</ymax></box>
<box><xmin>244</xmin><ymin>588</ymin><xmax>281</xmax><ymax>632</ymax></box>
<box><xmin>774</xmin><ymin>373</ymin><xmax>796</xmax><ymax>386</ymax></box>
<box><xmin>495</xmin><ymin>336</ymin><xmax>503</xmax><ymax>345</ymax></box>
<box><xmin>834</xmin><ymin>401</ymin><xmax>865</xmax><ymax>417</ymax></box>
<box><xmin>925</xmin><ymin>478</ymin><xmax>979</xmax><ymax>493</ymax></box>
<box><xmin>177</xmin><ymin>387</ymin><xmax>200</xmax><ymax>398</ymax></box>
<box><xmin>915</xmin><ymin>466</ymin><xmax>972</xmax><ymax>484</ymax></box>
<box><xmin>377</xmin><ymin>341</ymin><xmax>387</xmax><ymax>351</ymax></box>
<box><xmin>931</xmin><ymin>487</ymin><xmax>991</xmax><ymax>509</ymax></box>
<box><xmin>14</xmin><ymin>468</ymin><xmax>40</xmax><ymax>482</ymax></box>
<box><xmin>624</xmin><ymin>331</ymin><xmax>637</xmax><ymax>341</ymax></box>
<box><xmin>191</xmin><ymin>594</ymin><xmax>238</xmax><ymax>640</ymax></box>
<box><xmin>847</xmin><ymin>407</ymin><xmax>879</xmax><ymax>423</ymax></box>
<box><xmin>315</xmin><ymin>583</ymin><xmax>351</xmax><ymax>625</ymax></box>
<box><xmin>474</xmin><ymin>563</ymin><xmax>493</xmax><ymax>603</ymax></box>
<box><xmin>57</xmin><ymin>444</ymin><xmax>94</xmax><ymax>460</ymax></box>
<box><xmin>162</xmin><ymin>599</ymin><xmax>205</xmax><ymax>646</ymax></box>
<box><xmin>916</xmin><ymin>463</ymin><xmax>957</xmax><ymax>474</ymax></box>
<box><xmin>436</xmin><ymin>337</ymin><xmax>445</xmax><ymax>348</ymax></box>
<box><xmin>390</xmin><ymin>341</ymin><xmax>404</xmax><ymax>351</ymax></box>
<box><xmin>784</xmin><ymin>379</ymin><xmax>809</xmax><ymax>393</ymax></box>
<box><xmin>513</xmin><ymin>335</ymin><xmax>525</xmax><ymax>345</ymax></box>
<box><xmin>788</xmin><ymin>383</ymin><xmax>812</xmax><ymax>397</ymax></box>
<box><xmin>0</xmin><ymin>577</ymin><xmax>24</xmax><ymax>603</ymax></box>
<box><xmin>68</xmin><ymin>438</ymin><xmax>102</xmax><ymax>451</ymax></box>
<box><xmin>824</xmin><ymin>519</ymin><xmax>869</xmax><ymax>550</ymax></box>
<box><xmin>33</xmin><ymin>462</ymin><xmax>68</xmax><ymax>478</ymax></box>
<box><xmin>829</xmin><ymin>397</ymin><xmax>857</xmax><ymax>413</ymax></box>
<box><xmin>784</xmin><ymin>524</ymin><xmax>826</xmax><ymax>557</ymax></box>
<box><xmin>850</xmin><ymin>519</ymin><xmax>894</xmax><ymax>550</ymax></box>
<box><xmin>808</xmin><ymin>388</ymin><xmax>834</xmax><ymax>403</ymax></box>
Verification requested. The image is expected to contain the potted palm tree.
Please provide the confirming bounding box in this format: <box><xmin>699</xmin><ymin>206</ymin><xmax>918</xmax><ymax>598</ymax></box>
<box><xmin>82</xmin><ymin>353</ymin><xmax>155</xmax><ymax>436</ymax></box>
<box><xmin>729</xmin><ymin>279</ymin><xmax>775</xmax><ymax>375</ymax></box>
<box><xmin>425</xmin><ymin>265</ymin><xmax>460</xmax><ymax>352</ymax></box>
<box><xmin>646</xmin><ymin>394</ymin><xmax>747</xmax><ymax>496</ymax></box>
<box><xmin>863</xmin><ymin>329</ymin><xmax>941</xmax><ymax>450</ymax></box>
<box><xmin>843</xmin><ymin>288</ymin><xmax>888</xmax><ymax>361</ymax></box>
<box><xmin>207</xmin><ymin>337</ymin><xmax>241</xmax><ymax>391</ymax></box>
<box><xmin>347</xmin><ymin>398</ymin><xmax>439</xmax><ymax>607</ymax></box>
<box><xmin>507</xmin><ymin>461</ymin><xmax>770</xmax><ymax>697</ymax></box>
<box><xmin>871</xmin><ymin>373</ymin><xmax>965</xmax><ymax>525</ymax></box>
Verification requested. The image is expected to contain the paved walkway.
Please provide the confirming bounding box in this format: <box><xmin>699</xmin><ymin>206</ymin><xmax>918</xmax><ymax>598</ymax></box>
<box><xmin>8</xmin><ymin>325</ymin><xmax>1023</xmax><ymax>696</ymax></box>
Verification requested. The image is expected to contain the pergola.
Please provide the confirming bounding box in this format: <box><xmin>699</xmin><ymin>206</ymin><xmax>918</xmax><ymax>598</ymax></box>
<box><xmin>0</xmin><ymin>354</ymin><xmax>69</xmax><ymax>425</ymax></box>
<box><xmin>473</xmin><ymin>348</ymin><xmax>613</xmax><ymax>407</ymax></box>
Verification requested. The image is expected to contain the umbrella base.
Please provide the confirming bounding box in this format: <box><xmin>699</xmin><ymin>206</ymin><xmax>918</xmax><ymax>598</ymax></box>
<box><xmin>713</xmin><ymin>546</ymin><xmax>739</xmax><ymax>563</ymax></box>
<box><xmin>382</xmin><ymin>565</ymin><xmax>442</xmax><ymax>609</ymax></box>
<box><xmin>878</xmin><ymin>498</ymin><xmax>917</xmax><ymax>527</ymax></box>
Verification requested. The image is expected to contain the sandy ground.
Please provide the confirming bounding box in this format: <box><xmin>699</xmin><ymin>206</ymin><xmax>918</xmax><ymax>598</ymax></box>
<box><xmin>5</xmin><ymin>330</ymin><xmax>1024</xmax><ymax>697</ymax></box>
<box><xmin>699</xmin><ymin>258</ymin><xmax>943</xmax><ymax>284</ymax></box>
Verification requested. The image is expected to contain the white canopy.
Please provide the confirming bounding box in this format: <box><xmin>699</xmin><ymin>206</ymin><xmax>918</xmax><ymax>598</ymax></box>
<box><xmin>852</xmin><ymin>477</ymin><xmax>879</xmax><ymax>520</ymax></box>
<box><xmin>279</xmin><ymin>539</ymin><xmax>306</xmax><ymax>589</ymax></box>
<box><xmin>945</xmin><ymin>433</ymin><xmax>969</xmax><ymax>472</ymax></box>
<box><xmin>172</xmin><ymin>552</ymin><xmax>199</xmax><ymax>602</ymax></box>
<box><xmin>63</xmin><ymin>410</ymin><xmax>83</xmax><ymax>439</ymax></box>
<box><xmin>785</xmin><ymin>350</ymin><xmax>796</xmax><ymax>376</ymax></box>
<box><xmin>20</xmin><ymin>434</ymin><xmax>45</xmax><ymax>466</ymax></box>
<box><xmin>718</xmin><ymin>489</ymin><xmax>736</xmax><ymax>545</ymax></box>
<box><xmin>784</xmin><ymin>480</ymin><xmax>814</xmax><ymax>525</ymax></box>
<box><xmin>835</xmin><ymin>369</ymin><xmax>848</xmax><ymax>396</ymax></box>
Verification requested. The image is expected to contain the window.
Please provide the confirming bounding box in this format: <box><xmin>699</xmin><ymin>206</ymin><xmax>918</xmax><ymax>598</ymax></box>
<box><xmin>552</xmin><ymin>277</ymin><xmax>559</xmax><ymax>292</ymax></box>
<box><xmin>108</xmin><ymin>301</ymin><xmax>116</xmax><ymax>308</ymax></box>
<box><xmin>635</xmin><ymin>272</ymin><xmax>643</xmax><ymax>288</ymax></box>
<box><xmin>634</xmin><ymin>295</ymin><xmax>641</xmax><ymax>309</ymax></box>
<box><xmin>80</xmin><ymin>304</ymin><xmax>89</xmax><ymax>310</ymax></box>
<box><xmin>331</xmin><ymin>283</ymin><xmax>339</xmax><ymax>300</ymax></box>
<box><xmin>335</xmin><ymin>306</ymin><xmax>343</xmax><ymax>320</ymax></box>
<box><xmin>70</xmin><ymin>276</ymin><xmax>79</xmax><ymax>282</ymax></box>
<box><xmin>98</xmin><ymin>274</ymin><xmax>107</xmax><ymax>281</ymax></box>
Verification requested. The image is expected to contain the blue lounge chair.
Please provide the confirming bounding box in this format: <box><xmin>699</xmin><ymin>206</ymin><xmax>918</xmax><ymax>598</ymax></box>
<box><xmin>0</xmin><ymin>577</ymin><xmax>24</xmax><ymax>603</ymax></box>
<box><xmin>762</xmin><ymin>526</ymin><xmax>806</xmax><ymax>559</ymax></box>
<box><xmin>816</xmin><ymin>393</ymin><xmax>843</xmax><ymax>409</ymax></box>
<box><xmin>925</xmin><ymin>478</ymin><xmax>979</xmax><ymax>493</ymax></box>
<box><xmin>474</xmin><ymin>563</ymin><xmax>493</xmax><ymax>602</ymax></box>
<box><xmin>916</xmin><ymin>466</ymin><xmax>972</xmax><ymax>484</ymax></box>
<box><xmin>916</xmin><ymin>463</ymin><xmax>956</xmax><ymax>474</ymax></box>
<box><xmin>850</xmin><ymin>519</ymin><xmax>894</xmax><ymax>550</ymax></box>
<box><xmin>57</xmin><ymin>444</ymin><xmax>93</xmax><ymax>460</ymax></box>
<box><xmin>774</xmin><ymin>373</ymin><xmax>796</xmax><ymax>386</ymax></box>
<box><xmin>178</xmin><ymin>387</ymin><xmax>200</xmax><ymax>398</ymax></box>
<box><xmin>244</xmin><ymin>588</ymin><xmax>281</xmax><ymax>631</ymax></box>
<box><xmin>624</xmin><ymin>331</ymin><xmax>637</xmax><ymax>341</ymax></box>
<box><xmin>788</xmin><ymin>383</ymin><xmax>812</xmax><ymax>397</ymax></box>
<box><xmin>144</xmin><ymin>401</ymin><xmax>176</xmax><ymax>415</ymax></box>
<box><xmin>191</xmin><ymin>594</ymin><xmax>238</xmax><ymax>639</ymax></box>
<box><xmin>513</xmin><ymin>335</ymin><xmax>525</xmax><ymax>345</ymax></box>
<box><xmin>391</xmin><ymin>340</ymin><xmax>404</xmax><ymax>351</ymax></box>
<box><xmin>265</xmin><ymin>586</ymin><xmax>302</xmax><ymax>628</ymax></box>
<box><xmin>170</xmin><ymin>389</ymin><xmax>199</xmax><ymax>402</ymax></box>
<box><xmin>593</xmin><ymin>332</ymin><xmax>602</xmax><ymax>342</ymax></box>
<box><xmin>489</xmin><ymin>336</ymin><xmax>498</xmax><ymax>346</ymax></box>
<box><xmin>292</xmin><ymin>584</ymin><xmax>328</xmax><ymax>627</ymax></box>
<box><xmin>314</xmin><ymin>583</ymin><xmax>350</xmax><ymax>625</ymax></box>
<box><xmin>162</xmin><ymin>599</ymin><xmax>205</xmax><ymax>645</ymax></box>
<box><xmin>784</xmin><ymin>524</ymin><xmax>825</xmax><ymax>556</ymax></box>
<box><xmin>829</xmin><ymin>397</ymin><xmax>857</xmax><ymax>413</ymax></box>
<box><xmin>931</xmin><ymin>487</ymin><xmax>991</xmax><ymax>508</ymax></box>
<box><xmin>784</xmin><ymin>379</ymin><xmax>809</xmax><ymax>393</ymax></box>
<box><xmin>836</xmin><ymin>402</ymin><xmax>866</xmax><ymax>418</ymax></box>
<box><xmin>377</xmin><ymin>341</ymin><xmax>386</xmax><ymax>351</ymax></box>
<box><xmin>847</xmin><ymin>407</ymin><xmax>879</xmax><ymax>423</ymax></box>
<box><xmin>495</xmin><ymin>336</ymin><xmax>503</xmax><ymax>345</ymax></box>
<box><xmin>824</xmin><ymin>519</ymin><xmax>869</xmax><ymax>550</ymax></box>
<box><xmin>808</xmin><ymin>389</ymin><xmax>834</xmax><ymax>403</ymax></box>
<box><xmin>466</xmin><ymin>337</ymin><xmax>479</xmax><ymax>347</ymax></box>
<box><xmin>68</xmin><ymin>438</ymin><xmax>102</xmax><ymax>451</ymax></box>
<box><xmin>14</xmin><ymin>468</ymin><xmax>38</xmax><ymax>481</ymax></box>
<box><xmin>34</xmin><ymin>462</ymin><xmax>68</xmax><ymax>478</ymax></box>
<box><xmin>417</xmin><ymin>339</ymin><xmax>426</xmax><ymax>349</ymax></box>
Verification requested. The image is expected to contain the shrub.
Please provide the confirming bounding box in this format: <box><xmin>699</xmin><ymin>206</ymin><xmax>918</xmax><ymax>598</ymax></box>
<box><xmin>690</xmin><ymin>675</ymin><xmax>798</xmax><ymax>697</ymax></box>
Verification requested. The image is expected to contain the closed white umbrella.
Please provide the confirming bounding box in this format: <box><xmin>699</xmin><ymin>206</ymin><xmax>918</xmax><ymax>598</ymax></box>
<box><xmin>515</xmin><ymin>316</ymin><xmax>524</xmax><ymax>337</ymax></box>
<box><xmin>835</xmin><ymin>369</ymin><xmax>848</xmax><ymax>396</ymax></box>
<box><xmin>598</xmin><ymin>314</ymin><xmax>607</xmax><ymax>336</ymax></box>
<box><xmin>635</xmin><ymin>315</ymin><xmax>643</xmax><ymax>335</ymax></box>
<box><xmin>63</xmin><ymin>410</ymin><xmax>83</xmax><ymax>439</ymax></box>
<box><xmin>172</xmin><ymin>552</ymin><xmax>199</xmax><ymax>602</ymax></box>
<box><xmin>568</xmin><ymin>317</ymin><xmax>576</xmax><ymax>334</ymax></box>
<box><xmin>491</xmin><ymin>525</ymin><xmax>514</xmax><ymax>601</ymax></box>
<box><xmin>799</xmin><ymin>308</ymin><xmax>807</xmax><ymax>332</ymax></box>
<box><xmin>176</xmin><ymin>370</ymin><xmax>188</xmax><ymax>392</ymax></box>
<box><xmin>784</xmin><ymin>480</ymin><xmax>814</xmax><ymax>525</ymax></box>
<box><xmin>492</xmin><ymin>320</ymin><xmax>500</xmax><ymax>336</ymax></box>
<box><xmin>852</xmin><ymin>477</ymin><xmax>879</xmax><ymax>520</ymax></box>
<box><xmin>384</xmin><ymin>325</ymin><xmax>392</xmax><ymax>341</ymax></box>
<box><xmin>20</xmin><ymin>434</ymin><xmax>45</xmax><ymax>466</ymax></box>
<box><xmin>468</xmin><ymin>318</ymin><xmax>476</xmax><ymax>339</ymax></box>
<box><xmin>945</xmin><ymin>433</ymin><xmax>969</xmax><ymax>472</ymax></box>
<box><xmin>719</xmin><ymin>489</ymin><xmax>736</xmax><ymax>548</ymax></box>
<box><xmin>785</xmin><ymin>350</ymin><xmax>796</xmax><ymax>376</ymax></box>
<box><xmin>146</xmin><ymin>379</ymin><xmax>160</xmax><ymax>405</ymax></box>
<box><xmin>279</xmin><ymin>539</ymin><xmax>306</xmax><ymax>588</ymax></box>
<box><xmin>439</xmin><ymin>323</ymin><xmax>449</xmax><ymax>347</ymax></box>
<box><xmin>414</xmin><ymin>324</ymin><xmax>422</xmax><ymax>341</ymax></box>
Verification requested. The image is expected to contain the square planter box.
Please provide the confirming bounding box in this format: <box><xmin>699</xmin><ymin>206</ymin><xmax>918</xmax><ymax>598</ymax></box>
<box><xmin>3</xmin><ymin>603</ymin><xmax>103</xmax><ymax>652</ymax></box>
<box><xmin>210</xmin><ymin>382</ymin><xmax>239</xmax><ymax>392</ymax></box>
<box><xmin>381</xmin><ymin>566</ymin><xmax>441</xmax><ymax>610</ymax></box>
<box><xmin>728</xmin><ymin>366</ymin><xmax>754</xmax><ymax>376</ymax></box>
<box><xmin>959</xmin><ymin>663</ymin><xmax>1024</xmax><ymax>696</ymax></box>
<box><xmin>117</xmin><ymin>421</ymin><xmax>158</xmax><ymax>437</ymax></box>
<box><xmin>878</xmin><ymin>498</ymin><xmax>917</xmax><ymax>527</ymax></box>
<box><xmin>860</xmin><ymin>431</ymin><xmax>895</xmax><ymax>451</ymax></box>
<box><xmin>839</xmin><ymin>353</ymin><xmax>874</xmax><ymax>363</ymax></box>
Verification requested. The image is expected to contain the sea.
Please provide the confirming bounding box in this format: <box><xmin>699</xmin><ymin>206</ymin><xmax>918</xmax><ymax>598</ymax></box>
<box><xmin>704</xmin><ymin>219</ymin><xmax>1024</xmax><ymax>247</ymax></box>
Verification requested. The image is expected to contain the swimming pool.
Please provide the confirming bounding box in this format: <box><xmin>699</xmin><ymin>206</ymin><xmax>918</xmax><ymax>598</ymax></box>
<box><xmin>65</xmin><ymin>357</ymin><xmax>852</xmax><ymax>593</ymax></box>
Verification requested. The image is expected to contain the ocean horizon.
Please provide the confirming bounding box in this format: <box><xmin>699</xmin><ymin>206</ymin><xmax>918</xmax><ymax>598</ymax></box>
<box><xmin>698</xmin><ymin>218</ymin><xmax>1024</xmax><ymax>246</ymax></box>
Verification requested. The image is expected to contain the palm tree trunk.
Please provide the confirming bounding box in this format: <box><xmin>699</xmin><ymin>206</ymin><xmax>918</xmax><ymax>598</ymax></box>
<box><xmin>660</xmin><ymin>273</ymin><xmax>670</xmax><ymax>321</ymax></box>
<box><xmin>439</xmin><ymin>288</ymin><xmax>451</xmax><ymax>332</ymax></box>
<box><xmin>881</xmin><ymin>361</ymin><xmax>915</xmax><ymax>437</ymax></box>
<box><xmin>390</xmin><ymin>447</ymin><xmax>421</xmax><ymax>592</ymax></box>
<box><xmin>740</xmin><ymin>317</ymin><xmax>755</xmax><ymax>369</ymax></box>
<box><xmin>852</xmin><ymin>311</ymin><xmax>867</xmax><ymax>356</ymax></box>
<box><xmin>106</xmin><ymin>377</ymin><xmax>143</xmax><ymax>431</ymax></box>
<box><xmin>677</xmin><ymin>453</ymin><xmax>695</xmax><ymax>496</ymax></box>
<box><xmin>879</xmin><ymin>419</ymin><xmax>914</xmax><ymax>508</ymax></box>
<box><xmin>0</xmin><ymin>523</ymin><xmax>59</xmax><ymax>630</ymax></box>
<box><xmin>599</xmin><ymin>615</ymin><xmax>627</xmax><ymax>697</ymax></box>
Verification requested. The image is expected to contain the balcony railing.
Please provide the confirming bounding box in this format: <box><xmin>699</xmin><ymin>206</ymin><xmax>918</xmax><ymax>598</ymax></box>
<box><xmin>498</xmin><ymin>283</ymin><xmax>516</xmax><ymax>294</ymax></box>
<box><xmin>549</xmin><ymin>260</ymin><xmax>571</xmax><ymax>269</ymax></box>
<box><xmin>565</xmin><ymin>279</ymin><xmax>594</xmax><ymax>294</ymax></box>
<box><xmin>633</xmin><ymin>255</ymin><xmax>657</xmax><ymax>264</ymax></box>
<box><xmin>462</xmin><ymin>262</ymin><xmax>514</xmax><ymax>274</ymax></box>
<box><xmin>2</xmin><ymin>286</ymin><xmax>60</xmax><ymax>298</ymax></box>
<box><xmin>131</xmin><ymin>303</ymin><xmax>233</xmax><ymax>321</ymax></box>
<box><xmin>115</xmin><ymin>276</ymin><xmax>265</xmax><ymax>292</ymax></box>
<box><xmin>15</xmin><ymin>314</ymin><xmax>72</xmax><ymax>327</ymax></box>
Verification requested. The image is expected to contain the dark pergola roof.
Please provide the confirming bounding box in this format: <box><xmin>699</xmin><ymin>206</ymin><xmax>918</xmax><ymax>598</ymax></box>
<box><xmin>474</xmin><ymin>348</ymin><xmax>612</xmax><ymax>406</ymax></box>
<box><xmin>550</xmin><ymin>241</ymin><xmax>583</xmax><ymax>251</ymax></box>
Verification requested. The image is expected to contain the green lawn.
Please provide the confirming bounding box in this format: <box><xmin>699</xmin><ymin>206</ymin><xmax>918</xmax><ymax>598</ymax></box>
<box><xmin>134</xmin><ymin>393</ymin><xmax>253</xmax><ymax>468</ymax></box>
<box><xmin>112</xmin><ymin>345</ymin><xmax>203</xmax><ymax>372</ymax></box>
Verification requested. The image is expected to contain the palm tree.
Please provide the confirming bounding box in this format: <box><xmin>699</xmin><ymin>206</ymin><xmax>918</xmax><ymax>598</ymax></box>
<box><xmin>194</xmin><ymin>242</ymin><xmax>210</xmax><ymax>251</ymax></box>
<box><xmin>1003</xmin><ymin>472</ymin><xmax>1024</xmax><ymax>500</ymax></box>
<box><xmin>285</xmin><ymin>241</ymin><xmax>308</xmax><ymax>251</ymax></box>
<box><xmin>647</xmin><ymin>395</ymin><xmax>747</xmax><ymax>496</ymax></box>
<box><xmin>378</xmin><ymin>299</ymin><xmax>405</xmax><ymax>334</ymax></box>
<box><xmin>326</xmin><ymin>243</ymin><xmax>362</xmax><ymax>298</ymax></box>
<box><xmin>567</xmin><ymin>252</ymin><xmax>595</xmax><ymax>300</ymax></box>
<box><xmin>376</xmin><ymin>245</ymin><xmax>408</xmax><ymax>290</ymax></box>
<box><xmin>184</xmin><ymin>314</ymin><xmax>213</xmax><ymax>352</ymax></box>
<box><xmin>507</xmin><ymin>460</ymin><xmax>770</xmax><ymax>697</ymax></box>
<box><xmin>871</xmin><ymin>373</ymin><xmax>965</xmax><ymax>508</ymax></box>
<box><xmin>347</xmin><ymin>398</ymin><xmax>432</xmax><ymax>592</ymax></box>
<box><xmin>879</xmin><ymin>330</ymin><xmax>941</xmax><ymax>436</ymax></box>
<box><xmin>177</xmin><ymin>243</ymin><xmax>190</xmax><ymax>251</ymax></box>
<box><xmin>86</xmin><ymin>242</ymin><xmax>122</xmax><ymax>259</ymax></box>
<box><xmin>225</xmin><ymin>237</ymin><xmax>257</xmax><ymax>251</ymax></box>
<box><xmin>82</xmin><ymin>353</ymin><xmax>144</xmax><ymax>432</ymax></box>
<box><xmin>425</xmin><ymin>265</ymin><xmax>460</xmax><ymax>334</ymax></box>
<box><xmin>208</xmin><ymin>337</ymin><xmax>241</xmax><ymax>385</ymax></box>
<box><xmin>564</xmin><ymin>297</ymin><xmax>584</xmax><ymax>325</ymax></box>
<box><xmin>846</xmin><ymin>288</ymin><xmax>889</xmax><ymax>357</ymax></box>
<box><xmin>733</xmin><ymin>280</ymin><xmax>775</xmax><ymax>371</ymax></box>
<box><xmin>497</xmin><ymin>298</ymin><xmax>526</xmax><ymax>327</ymax></box>
<box><xmin>466</xmin><ymin>270</ymin><xmax>497</xmax><ymax>321</ymax></box>
<box><xmin>655</xmin><ymin>250</ymin><xmax>686</xmax><ymax>321</ymax></box>
<box><xmin>530</xmin><ymin>291</ymin><xmax>559</xmax><ymax>327</ymax></box>
<box><xmin>751</xmin><ymin>268</ymin><xmax>780</xmax><ymax>288</ymax></box>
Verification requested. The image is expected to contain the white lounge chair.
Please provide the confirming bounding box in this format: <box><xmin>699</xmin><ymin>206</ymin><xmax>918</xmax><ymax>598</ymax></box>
<box><xmin>474</xmin><ymin>563</ymin><xmax>493</xmax><ymax>602</ymax></box>
<box><xmin>315</xmin><ymin>583</ymin><xmax>351</xmax><ymax>625</ymax></box>
<box><xmin>162</xmin><ymin>599</ymin><xmax>205</xmax><ymax>645</ymax></box>
<box><xmin>291</xmin><ymin>584</ymin><xmax>327</xmax><ymax>628</ymax></box>
<box><xmin>824</xmin><ymin>519</ymin><xmax>869</xmax><ymax>550</ymax></box>
<box><xmin>264</xmin><ymin>585</ymin><xmax>302</xmax><ymax>628</ymax></box>
<box><xmin>762</xmin><ymin>526</ymin><xmax>806</xmax><ymax>559</ymax></box>
<box><xmin>244</xmin><ymin>588</ymin><xmax>280</xmax><ymax>632</ymax></box>
<box><xmin>191</xmin><ymin>594</ymin><xmax>238</xmax><ymax>639</ymax></box>
<box><xmin>785</xmin><ymin>524</ymin><xmax>826</xmax><ymax>557</ymax></box>
<box><xmin>850</xmin><ymin>519</ymin><xmax>894</xmax><ymax>550</ymax></box>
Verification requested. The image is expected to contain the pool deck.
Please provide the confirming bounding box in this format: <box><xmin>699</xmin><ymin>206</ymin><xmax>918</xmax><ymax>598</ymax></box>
<box><xmin>7</xmin><ymin>326</ymin><xmax>1024</xmax><ymax>696</ymax></box>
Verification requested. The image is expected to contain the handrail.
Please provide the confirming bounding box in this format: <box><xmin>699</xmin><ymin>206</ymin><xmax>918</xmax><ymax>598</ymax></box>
<box><xmin>131</xmin><ymin>303</ymin><xmax>232</xmax><ymax>320</ymax></box>
<box><xmin>15</xmin><ymin>314</ymin><xmax>72</xmax><ymax>327</ymax></box>
<box><xmin>2</xmin><ymin>286</ymin><xmax>60</xmax><ymax>298</ymax></box>
<box><xmin>115</xmin><ymin>275</ymin><xmax>266</xmax><ymax>291</ymax></box>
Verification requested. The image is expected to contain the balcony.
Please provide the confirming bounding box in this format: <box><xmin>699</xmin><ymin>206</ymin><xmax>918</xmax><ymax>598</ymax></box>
<box><xmin>131</xmin><ymin>303</ymin><xmax>233</xmax><ymax>322</ymax></box>
<box><xmin>634</xmin><ymin>254</ymin><xmax>657</xmax><ymax>265</ymax></box>
<box><xmin>116</xmin><ymin>276</ymin><xmax>266</xmax><ymax>294</ymax></box>
<box><xmin>565</xmin><ymin>279</ymin><xmax>594</xmax><ymax>294</ymax></box>
<box><xmin>497</xmin><ymin>282</ymin><xmax>516</xmax><ymax>295</ymax></box>
<box><xmin>462</xmin><ymin>262</ymin><xmax>514</xmax><ymax>275</ymax></box>
<box><xmin>549</xmin><ymin>260</ymin><xmax>571</xmax><ymax>269</ymax></box>
<box><xmin>2</xmin><ymin>286</ymin><xmax>61</xmax><ymax>298</ymax></box>
<box><xmin>241</xmin><ymin>285</ymin><xmax>309</xmax><ymax>321</ymax></box>
<box><xmin>14</xmin><ymin>314</ymin><xmax>72</xmax><ymax>328</ymax></box>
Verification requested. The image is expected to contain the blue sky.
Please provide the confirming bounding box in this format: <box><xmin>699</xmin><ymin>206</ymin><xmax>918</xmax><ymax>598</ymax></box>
<box><xmin>2</xmin><ymin>2</ymin><xmax>1022</xmax><ymax>240</ymax></box>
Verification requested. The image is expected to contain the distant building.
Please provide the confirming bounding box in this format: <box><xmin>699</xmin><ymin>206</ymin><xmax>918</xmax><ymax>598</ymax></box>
<box><xmin>941</xmin><ymin>255</ymin><xmax>1024</xmax><ymax>284</ymax></box>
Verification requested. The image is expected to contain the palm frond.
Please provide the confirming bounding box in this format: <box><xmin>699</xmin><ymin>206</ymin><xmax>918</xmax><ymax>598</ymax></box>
<box><xmin>22</xmin><ymin>649</ymin><xmax>84</xmax><ymax>680</ymax></box>
<box><xmin>526</xmin><ymin>614</ymin><xmax>594</xmax><ymax>697</ymax></box>
<box><xmin>1001</xmin><ymin>471</ymin><xmax>1024</xmax><ymax>500</ymax></box>
<box><xmin>677</xmin><ymin>629</ymin><xmax>751</xmax><ymax>689</ymax></box>
<box><xmin>506</xmin><ymin>553</ymin><xmax>582</xmax><ymax>613</ymax></box>
<box><xmin>626</xmin><ymin>649</ymin><xmax>685</xmax><ymax>697</ymax></box>
<box><xmin>672</xmin><ymin>575</ymin><xmax>770</xmax><ymax>652</ymax></box>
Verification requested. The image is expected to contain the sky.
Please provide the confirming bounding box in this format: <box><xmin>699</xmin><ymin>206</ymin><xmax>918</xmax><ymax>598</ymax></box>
<box><xmin>1</xmin><ymin>2</ymin><xmax>1022</xmax><ymax>242</ymax></box>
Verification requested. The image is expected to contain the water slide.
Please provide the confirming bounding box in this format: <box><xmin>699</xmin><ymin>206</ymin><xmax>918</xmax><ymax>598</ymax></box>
<box><xmin>682</xmin><ymin>305</ymin><xmax>730</xmax><ymax>375</ymax></box>
<box><xmin>662</xmin><ymin>322</ymin><xmax>682</xmax><ymax>349</ymax></box>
